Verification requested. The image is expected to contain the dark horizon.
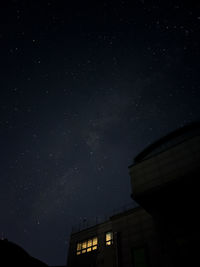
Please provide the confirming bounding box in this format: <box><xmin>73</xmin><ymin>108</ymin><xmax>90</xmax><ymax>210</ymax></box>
<box><xmin>1</xmin><ymin>1</ymin><xmax>200</xmax><ymax>265</ymax></box>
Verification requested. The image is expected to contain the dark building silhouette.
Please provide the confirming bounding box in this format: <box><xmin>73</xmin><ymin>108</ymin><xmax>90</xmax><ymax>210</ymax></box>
<box><xmin>129</xmin><ymin>122</ymin><xmax>200</xmax><ymax>267</ymax></box>
<box><xmin>0</xmin><ymin>239</ymin><xmax>48</xmax><ymax>266</ymax></box>
<box><xmin>67</xmin><ymin>122</ymin><xmax>200</xmax><ymax>267</ymax></box>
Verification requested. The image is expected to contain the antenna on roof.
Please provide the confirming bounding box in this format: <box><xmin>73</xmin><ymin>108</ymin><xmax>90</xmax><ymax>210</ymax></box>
<box><xmin>1</xmin><ymin>232</ymin><xmax>5</xmax><ymax>240</ymax></box>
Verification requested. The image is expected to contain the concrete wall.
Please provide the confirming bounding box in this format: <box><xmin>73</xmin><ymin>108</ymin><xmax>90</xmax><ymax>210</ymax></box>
<box><xmin>67</xmin><ymin>220</ymin><xmax>115</xmax><ymax>267</ymax></box>
<box><xmin>111</xmin><ymin>207</ymin><xmax>161</xmax><ymax>267</ymax></box>
<box><xmin>67</xmin><ymin>207</ymin><xmax>161</xmax><ymax>267</ymax></box>
<box><xmin>129</xmin><ymin>135</ymin><xmax>200</xmax><ymax>197</ymax></box>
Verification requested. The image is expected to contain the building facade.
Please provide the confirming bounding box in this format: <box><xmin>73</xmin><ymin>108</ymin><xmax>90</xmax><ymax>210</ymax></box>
<box><xmin>67</xmin><ymin>207</ymin><xmax>161</xmax><ymax>267</ymax></box>
<box><xmin>67</xmin><ymin>122</ymin><xmax>200</xmax><ymax>267</ymax></box>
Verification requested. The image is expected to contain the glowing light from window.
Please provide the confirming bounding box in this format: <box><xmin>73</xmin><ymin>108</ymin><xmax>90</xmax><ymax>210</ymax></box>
<box><xmin>106</xmin><ymin>231</ymin><xmax>113</xmax><ymax>246</ymax></box>
<box><xmin>76</xmin><ymin>237</ymin><xmax>98</xmax><ymax>255</ymax></box>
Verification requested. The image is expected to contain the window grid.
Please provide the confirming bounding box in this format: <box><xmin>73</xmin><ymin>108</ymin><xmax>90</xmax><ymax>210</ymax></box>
<box><xmin>106</xmin><ymin>231</ymin><xmax>113</xmax><ymax>246</ymax></box>
<box><xmin>76</xmin><ymin>237</ymin><xmax>98</xmax><ymax>255</ymax></box>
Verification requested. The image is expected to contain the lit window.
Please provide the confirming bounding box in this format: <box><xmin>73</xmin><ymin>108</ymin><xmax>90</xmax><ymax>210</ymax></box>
<box><xmin>106</xmin><ymin>231</ymin><xmax>113</xmax><ymax>246</ymax></box>
<box><xmin>88</xmin><ymin>239</ymin><xmax>92</xmax><ymax>247</ymax></box>
<box><xmin>93</xmin><ymin>237</ymin><xmax>98</xmax><ymax>246</ymax></box>
<box><xmin>77</xmin><ymin>243</ymin><xmax>81</xmax><ymax>251</ymax></box>
<box><xmin>76</xmin><ymin>243</ymin><xmax>81</xmax><ymax>255</ymax></box>
<box><xmin>87</xmin><ymin>239</ymin><xmax>92</xmax><ymax>252</ymax></box>
<box><xmin>82</xmin><ymin>241</ymin><xmax>87</xmax><ymax>249</ymax></box>
<box><xmin>76</xmin><ymin>237</ymin><xmax>98</xmax><ymax>255</ymax></box>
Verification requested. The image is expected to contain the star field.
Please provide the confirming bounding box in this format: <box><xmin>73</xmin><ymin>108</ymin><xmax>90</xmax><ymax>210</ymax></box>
<box><xmin>0</xmin><ymin>1</ymin><xmax>200</xmax><ymax>265</ymax></box>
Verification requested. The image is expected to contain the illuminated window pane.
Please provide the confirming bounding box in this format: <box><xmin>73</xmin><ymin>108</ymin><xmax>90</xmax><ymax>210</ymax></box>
<box><xmin>106</xmin><ymin>232</ymin><xmax>112</xmax><ymax>241</ymax></box>
<box><xmin>76</xmin><ymin>237</ymin><xmax>98</xmax><ymax>255</ymax></box>
<box><xmin>87</xmin><ymin>239</ymin><xmax>92</xmax><ymax>247</ymax></box>
<box><xmin>106</xmin><ymin>232</ymin><xmax>113</xmax><ymax>246</ymax></box>
<box><xmin>93</xmin><ymin>237</ymin><xmax>98</xmax><ymax>245</ymax></box>
<box><xmin>77</xmin><ymin>243</ymin><xmax>81</xmax><ymax>251</ymax></box>
<box><xmin>82</xmin><ymin>242</ymin><xmax>87</xmax><ymax>249</ymax></box>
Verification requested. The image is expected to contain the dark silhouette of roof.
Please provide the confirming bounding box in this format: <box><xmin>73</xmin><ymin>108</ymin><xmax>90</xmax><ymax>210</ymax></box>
<box><xmin>134</xmin><ymin>121</ymin><xmax>200</xmax><ymax>163</ymax></box>
<box><xmin>0</xmin><ymin>239</ymin><xmax>48</xmax><ymax>266</ymax></box>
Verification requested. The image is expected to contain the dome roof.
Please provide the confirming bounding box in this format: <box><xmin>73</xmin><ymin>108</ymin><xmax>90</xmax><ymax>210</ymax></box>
<box><xmin>134</xmin><ymin>122</ymin><xmax>200</xmax><ymax>163</ymax></box>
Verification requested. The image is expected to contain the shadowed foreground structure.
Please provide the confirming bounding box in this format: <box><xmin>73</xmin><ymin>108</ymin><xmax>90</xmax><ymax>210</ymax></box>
<box><xmin>67</xmin><ymin>122</ymin><xmax>200</xmax><ymax>267</ymax></box>
<box><xmin>0</xmin><ymin>239</ymin><xmax>48</xmax><ymax>266</ymax></box>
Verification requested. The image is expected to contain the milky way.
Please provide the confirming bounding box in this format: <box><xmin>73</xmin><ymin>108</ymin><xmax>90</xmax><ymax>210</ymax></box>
<box><xmin>0</xmin><ymin>1</ymin><xmax>200</xmax><ymax>265</ymax></box>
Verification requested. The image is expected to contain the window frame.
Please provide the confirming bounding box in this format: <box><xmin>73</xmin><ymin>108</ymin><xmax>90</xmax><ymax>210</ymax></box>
<box><xmin>105</xmin><ymin>231</ymin><xmax>113</xmax><ymax>246</ymax></box>
<box><xmin>76</xmin><ymin>236</ymin><xmax>98</xmax><ymax>255</ymax></box>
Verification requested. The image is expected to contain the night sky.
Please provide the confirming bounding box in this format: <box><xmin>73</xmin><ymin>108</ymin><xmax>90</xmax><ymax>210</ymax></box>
<box><xmin>1</xmin><ymin>0</ymin><xmax>200</xmax><ymax>265</ymax></box>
